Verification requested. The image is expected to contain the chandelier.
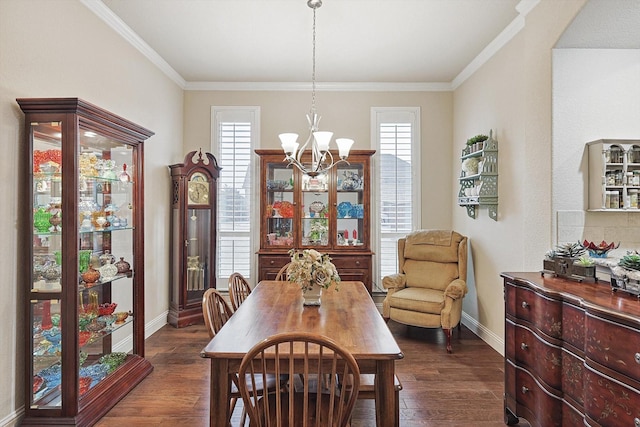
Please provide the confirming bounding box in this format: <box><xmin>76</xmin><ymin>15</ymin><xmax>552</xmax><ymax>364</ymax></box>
<box><xmin>279</xmin><ymin>0</ymin><xmax>354</xmax><ymax>177</ymax></box>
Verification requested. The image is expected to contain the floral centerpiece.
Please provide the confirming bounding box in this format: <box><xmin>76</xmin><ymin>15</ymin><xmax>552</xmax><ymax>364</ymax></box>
<box><xmin>287</xmin><ymin>249</ymin><xmax>340</xmax><ymax>292</ymax></box>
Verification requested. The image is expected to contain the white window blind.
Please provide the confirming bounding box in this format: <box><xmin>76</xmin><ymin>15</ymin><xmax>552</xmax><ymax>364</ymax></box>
<box><xmin>212</xmin><ymin>107</ymin><xmax>259</xmax><ymax>288</ymax></box>
<box><xmin>372</xmin><ymin>108</ymin><xmax>421</xmax><ymax>286</ymax></box>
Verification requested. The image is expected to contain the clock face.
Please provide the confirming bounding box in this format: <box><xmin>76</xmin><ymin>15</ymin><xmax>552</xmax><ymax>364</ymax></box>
<box><xmin>188</xmin><ymin>175</ymin><xmax>209</xmax><ymax>205</ymax></box>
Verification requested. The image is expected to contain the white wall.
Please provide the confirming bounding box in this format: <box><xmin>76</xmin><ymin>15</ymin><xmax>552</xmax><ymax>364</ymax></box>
<box><xmin>452</xmin><ymin>0</ymin><xmax>586</xmax><ymax>352</ymax></box>
<box><xmin>0</xmin><ymin>0</ymin><xmax>183</xmax><ymax>424</ymax></box>
<box><xmin>553</xmin><ymin>49</ymin><xmax>640</xmax><ymax>251</ymax></box>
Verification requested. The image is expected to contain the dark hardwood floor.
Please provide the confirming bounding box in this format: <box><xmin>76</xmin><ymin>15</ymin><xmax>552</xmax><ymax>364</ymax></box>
<box><xmin>96</xmin><ymin>321</ymin><xmax>528</xmax><ymax>427</ymax></box>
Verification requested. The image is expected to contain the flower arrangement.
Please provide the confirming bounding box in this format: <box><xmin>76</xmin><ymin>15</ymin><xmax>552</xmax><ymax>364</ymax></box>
<box><xmin>287</xmin><ymin>249</ymin><xmax>340</xmax><ymax>292</ymax></box>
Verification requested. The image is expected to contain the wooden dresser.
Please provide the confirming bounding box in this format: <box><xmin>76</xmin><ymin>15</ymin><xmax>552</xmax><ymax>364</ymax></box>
<box><xmin>502</xmin><ymin>272</ymin><xmax>640</xmax><ymax>427</ymax></box>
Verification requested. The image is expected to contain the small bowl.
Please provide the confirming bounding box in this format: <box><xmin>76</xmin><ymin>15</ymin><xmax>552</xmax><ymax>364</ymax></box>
<box><xmin>98</xmin><ymin>315</ymin><xmax>116</xmax><ymax>328</ymax></box>
<box><xmin>114</xmin><ymin>311</ymin><xmax>129</xmax><ymax>323</ymax></box>
<box><xmin>98</xmin><ymin>302</ymin><xmax>117</xmax><ymax>316</ymax></box>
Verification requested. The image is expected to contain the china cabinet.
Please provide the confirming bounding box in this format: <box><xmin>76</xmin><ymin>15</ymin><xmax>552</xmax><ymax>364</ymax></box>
<box><xmin>255</xmin><ymin>149</ymin><xmax>374</xmax><ymax>292</ymax></box>
<box><xmin>587</xmin><ymin>139</ymin><xmax>640</xmax><ymax>210</ymax></box>
<box><xmin>18</xmin><ymin>98</ymin><xmax>154</xmax><ymax>426</ymax></box>
<box><xmin>502</xmin><ymin>272</ymin><xmax>640</xmax><ymax>427</ymax></box>
<box><xmin>168</xmin><ymin>150</ymin><xmax>220</xmax><ymax>327</ymax></box>
<box><xmin>458</xmin><ymin>130</ymin><xmax>498</xmax><ymax>220</ymax></box>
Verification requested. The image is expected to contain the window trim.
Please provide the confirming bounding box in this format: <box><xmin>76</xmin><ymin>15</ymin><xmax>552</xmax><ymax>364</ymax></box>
<box><xmin>211</xmin><ymin>106</ymin><xmax>260</xmax><ymax>289</ymax></box>
<box><xmin>371</xmin><ymin>107</ymin><xmax>421</xmax><ymax>291</ymax></box>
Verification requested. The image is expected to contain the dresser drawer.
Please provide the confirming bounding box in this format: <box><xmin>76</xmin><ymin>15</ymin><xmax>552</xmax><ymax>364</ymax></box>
<box><xmin>513</xmin><ymin>323</ymin><xmax>562</xmax><ymax>390</ymax></box>
<box><xmin>562</xmin><ymin>400</ymin><xmax>585</xmax><ymax>427</ymax></box>
<box><xmin>562</xmin><ymin>302</ymin><xmax>585</xmax><ymax>350</ymax></box>
<box><xmin>562</xmin><ymin>348</ymin><xmax>584</xmax><ymax>407</ymax></box>
<box><xmin>584</xmin><ymin>365</ymin><xmax>640</xmax><ymax>427</ymax></box>
<box><xmin>516</xmin><ymin>286</ymin><xmax>563</xmax><ymax>339</ymax></box>
<box><xmin>513</xmin><ymin>363</ymin><xmax>563</xmax><ymax>427</ymax></box>
<box><xmin>585</xmin><ymin>313</ymin><xmax>640</xmax><ymax>380</ymax></box>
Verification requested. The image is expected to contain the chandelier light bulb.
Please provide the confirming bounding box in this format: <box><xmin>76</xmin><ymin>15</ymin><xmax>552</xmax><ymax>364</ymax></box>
<box><xmin>313</xmin><ymin>131</ymin><xmax>333</xmax><ymax>153</ymax></box>
<box><xmin>279</xmin><ymin>133</ymin><xmax>299</xmax><ymax>157</ymax></box>
<box><xmin>335</xmin><ymin>138</ymin><xmax>354</xmax><ymax>159</ymax></box>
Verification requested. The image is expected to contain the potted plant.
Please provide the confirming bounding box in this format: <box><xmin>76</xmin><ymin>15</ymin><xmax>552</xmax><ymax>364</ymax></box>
<box><xmin>543</xmin><ymin>242</ymin><xmax>595</xmax><ymax>280</ymax></box>
<box><xmin>573</xmin><ymin>255</ymin><xmax>596</xmax><ymax>279</ymax></box>
<box><xmin>466</xmin><ymin>134</ymin><xmax>489</xmax><ymax>152</ymax></box>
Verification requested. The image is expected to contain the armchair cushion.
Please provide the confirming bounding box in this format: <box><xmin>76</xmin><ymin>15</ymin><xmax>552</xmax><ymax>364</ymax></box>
<box><xmin>404</xmin><ymin>259</ymin><xmax>459</xmax><ymax>291</ymax></box>
<box><xmin>387</xmin><ymin>287</ymin><xmax>444</xmax><ymax>315</ymax></box>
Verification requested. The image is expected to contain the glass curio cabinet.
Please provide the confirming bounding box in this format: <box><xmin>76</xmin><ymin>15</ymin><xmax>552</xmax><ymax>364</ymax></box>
<box><xmin>256</xmin><ymin>149</ymin><xmax>374</xmax><ymax>292</ymax></box>
<box><xmin>18</xmin><ymin>98</ymin><xmax>154</xmax><ymax>426</ymax></box>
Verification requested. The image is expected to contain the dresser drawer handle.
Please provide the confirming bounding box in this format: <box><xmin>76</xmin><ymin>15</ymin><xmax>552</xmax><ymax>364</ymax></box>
<box><xmin>521</xmin><ymin>343</ymin><xmax>528</xmax><ymax>351</ymax></box>
<box><xmin>521</xmin><ymin>386</ymin><xmax>529</xmax><ymax>394</ymax></box>
<box><xmin>521</xmin><ymin>301</ymin><xmax>529</xmax><ymax>309</ymax></box>
<box><xmin>355</xmin><ymin>261</ymin><xmax>360</xmax><ymax>266</ymax></box>
<box><xmin>269</xmin><ymin>260</ymin><xmax>275</xmax><ymax>265</ymax></box>
<box><xmin>635</xmin><ymin>353</ymin><xmax>640</xmax><ymax>364</ymax></box>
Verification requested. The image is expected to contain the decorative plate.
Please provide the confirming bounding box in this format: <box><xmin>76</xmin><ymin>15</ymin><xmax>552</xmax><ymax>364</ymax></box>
<box><xmin>337</xmin><ymin>202</ymin><xmax>352</xmax><ymax>218</ymax></box>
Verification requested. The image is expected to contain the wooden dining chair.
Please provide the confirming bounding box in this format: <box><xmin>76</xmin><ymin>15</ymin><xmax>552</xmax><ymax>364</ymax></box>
<box><xmin>228</xmin><ymin>272</ymin><xmax>252</xmax><ymax>311</ymax></box>
<box><xmin>237</xmin><ymin>331</ymin><xmax>360</xmax><ymax>427</ymax></box>
<box><xmin>275</xmin><ymin>262</ymin><xmax>291</xmax><ymax>281</ymax></box>
<box><xmin>202</xmin><ymin>288</ymin><xmax>233</xmax><ymax>339</ymax></box>
<box><xmin>202</xmin><ymin>288</ymin><xmax>287</xmax><ymax>426</ymax></box>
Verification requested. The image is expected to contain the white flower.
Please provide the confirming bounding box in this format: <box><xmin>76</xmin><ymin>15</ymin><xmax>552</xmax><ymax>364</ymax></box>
<box><xmin>286</xmin><ymin>249</ymin><xmax>341</xmax><ymax>291</ymax></box>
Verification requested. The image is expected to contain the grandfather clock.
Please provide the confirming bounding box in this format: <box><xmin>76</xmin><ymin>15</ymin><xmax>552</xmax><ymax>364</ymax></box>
<box><xmin>168</xmin><ymin>150</ymin><xmax>220</xmax><ymax>327</ymax></box>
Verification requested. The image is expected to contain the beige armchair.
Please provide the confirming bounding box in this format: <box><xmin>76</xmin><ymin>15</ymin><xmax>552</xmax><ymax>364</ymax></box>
<box><xmin>382</xmin><ymin>230</ymin><xmax>468</xmax><ymax>353</ymax></box>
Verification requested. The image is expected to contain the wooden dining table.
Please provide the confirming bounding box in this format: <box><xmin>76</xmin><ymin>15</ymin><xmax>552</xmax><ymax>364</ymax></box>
<box><xmin>201</xmin><ymin>280</ymin><xmax>404</xmax><ymax>427</ymax></box>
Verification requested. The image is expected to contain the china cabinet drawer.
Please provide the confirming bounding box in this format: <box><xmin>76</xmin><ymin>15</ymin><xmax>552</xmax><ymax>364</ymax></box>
<box><xmin>512</xmin><ymin>323</ymin><xmax>562</xmax><ymax>390</ymax></box>
<box><xmin>585</xmin><ymin>312</ymin><xmax>640</xmax><ymax>381</ymax></box>
<box><xmin>584</xmin><ymin>365</ymin><xmax>640</xmax><ymax>427</ymax></box>
<box><xmin>515</xmin><ymin>286</ymin><xmax>563</xmax><ymax>339</ymax></box>
<box><xmin>258</xmin><ymin>255</ymin><xmax>290</xmax><ymax>282</ymax></box>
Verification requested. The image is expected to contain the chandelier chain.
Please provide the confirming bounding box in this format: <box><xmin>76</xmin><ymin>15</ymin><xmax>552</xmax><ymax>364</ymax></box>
<box><xmin>279</xmin><ymin>0</ymin><xmax>353</xmax><ymax>177</ymax></box>
<box><xmin>311</xmin><ymin>6</ymin><xmax>317</xmax><ymax>116</ymax></box>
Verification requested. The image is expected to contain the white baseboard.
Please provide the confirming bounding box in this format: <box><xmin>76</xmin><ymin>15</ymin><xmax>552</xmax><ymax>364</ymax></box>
<box><xmin>0</xmin><ymin>409</ymin><xmax>22</xmax><ymax>427</ymax></box>
<box><xmin>112</xmin><ymin>310</ymin><xmax>169</xmax><ymax>353</ymax></box>
<box><xmin>461</xmin><ymin>311</ymin><xmax>504</xmax><ymax>356</ymax></box>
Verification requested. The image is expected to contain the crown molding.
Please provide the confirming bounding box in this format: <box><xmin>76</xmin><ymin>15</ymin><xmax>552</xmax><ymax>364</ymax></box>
<box><xmin>451</xmin><ymin>0</ymin><xmax>540</xmax><ymax>89</ymax></box>
<box><xmin>84</xmin><ymin>0</ymin><xmax>539</xmax><ymax>93</ymax></box>
<box><xmin>184</xmin><ymin>81</ymin><xmax>452</xmax><ymax>92</ymax></box>
<box><xmin>80</xmin><ymin>0</ymin><xmax>186</xmax><ymax>88</ymax></box>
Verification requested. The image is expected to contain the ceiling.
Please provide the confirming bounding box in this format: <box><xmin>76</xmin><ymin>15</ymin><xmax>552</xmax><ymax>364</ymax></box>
<box><xmin>93</xmin><ymin>0</ymin><xmax>531</xmax><ymax>89</ymax></box>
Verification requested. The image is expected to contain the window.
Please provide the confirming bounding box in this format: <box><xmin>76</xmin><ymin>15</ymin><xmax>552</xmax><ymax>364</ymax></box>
<box><xmin>371</xmin><ymin>108</ymin><xmax>421</xmax><ymax>290</ymax></box>
<box><xmin>211</xmin><ymin>107</ymin><xmax>260</xmax><ymax>289</ymax></box>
